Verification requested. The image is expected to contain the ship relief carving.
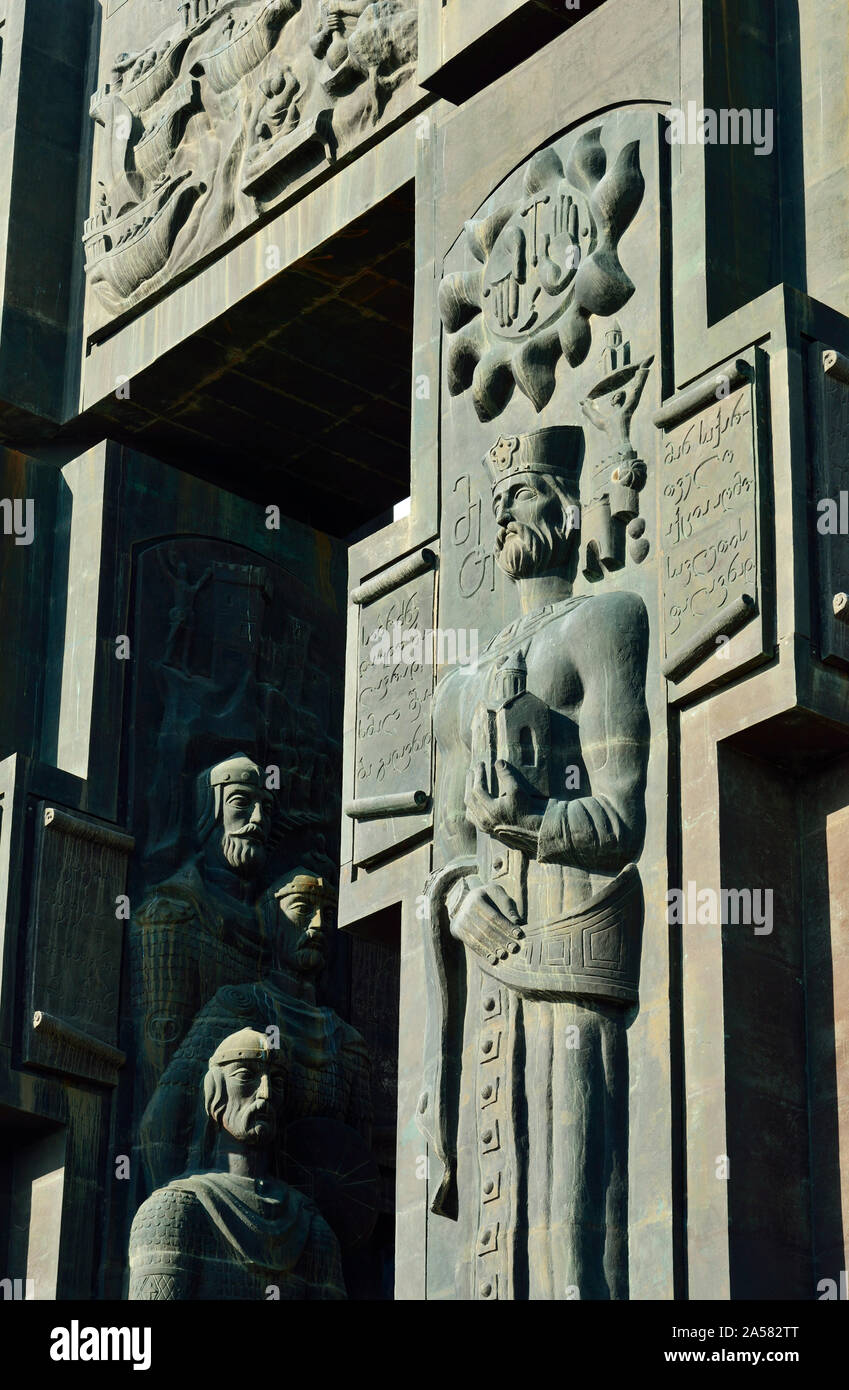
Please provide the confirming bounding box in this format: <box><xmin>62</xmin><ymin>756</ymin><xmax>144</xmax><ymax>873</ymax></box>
<box><xmin>85</xmin><ymin>0</ymin><xmax>420</xmax><ymax>319</ymax></box>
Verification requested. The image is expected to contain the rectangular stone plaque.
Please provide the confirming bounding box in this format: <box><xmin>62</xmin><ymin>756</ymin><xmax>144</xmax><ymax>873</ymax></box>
<box><xmin>350</xmin><ymin>562</ymin><xmax>436</xmax><ymax>866</ymax></box>
<box><xmin>23</xmin><ymin>805</ymin><xmax>134</xmax><ymax>1086</ymax></box>
<box><xmin>657</xmin><ymin>359</ymin><xmax>765</xmax><ymax>693</ymax></box>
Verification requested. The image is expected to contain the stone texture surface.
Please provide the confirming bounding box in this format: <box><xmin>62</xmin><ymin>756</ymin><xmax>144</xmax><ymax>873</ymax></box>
<box><xmin>0</xmin><ymin>0</ymin><xmax>92</xmax><ymax>430</ymax></box>
<box><xmin>1</xmin><ymin>0</ymin><xmax>849</xmax><ymax>1306</ymax></box>
<box><xmin>340</xmin><ymin>0</ymin><xmax>849</xmax><ymax>1302</ymax></box>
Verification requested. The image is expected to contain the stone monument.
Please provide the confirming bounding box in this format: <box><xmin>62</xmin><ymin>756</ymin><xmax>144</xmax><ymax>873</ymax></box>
<box><xmin>417</xmin><ymin>426</ymin><xmax>649</xmax><ymax>1299</ymax></box>
<box><xmin>2</xmin><ymin>0</ymin><xmax>848</xmax><ymax>1312</ymax></box>
<box><xmin>131</xmin><ymin>752</ymin><xmax>280</xmax><ymax>1113</ymax></box>
<box><xmin>140</xmin><ymin>865</ymin><xmax>372</xmax><ymax>1193</ymax></box>
<box><xmin>128</xmin><ymin>1028</ymin><xmax>347</xmax><ymax>1299</ymax></box>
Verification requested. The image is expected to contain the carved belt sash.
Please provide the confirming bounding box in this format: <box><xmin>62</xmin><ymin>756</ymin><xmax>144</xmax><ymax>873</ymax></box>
<box><xmin>476</xmin><ymin>862</ymin><xmax>643</xmax><ymax>1006</ymax></box>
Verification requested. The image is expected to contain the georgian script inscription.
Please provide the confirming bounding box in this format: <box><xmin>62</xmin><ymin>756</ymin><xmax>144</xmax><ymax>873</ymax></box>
<box><xmin>451</xmin><ymin>474</ymin><xmax>497</xmax><ymax>601</ymax></box>
<box><xmin>661</xmin><ymin>384</ymin><xmax>758</xmax><ymax>654</ymax></box>
<box><xmin>355</xmin><ymin>576</ymin><xmax>434</xmax><ymax>795</ymax></box>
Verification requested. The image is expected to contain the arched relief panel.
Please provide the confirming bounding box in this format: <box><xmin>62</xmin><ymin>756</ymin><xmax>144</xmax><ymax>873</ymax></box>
<box><xmin>436</xmin><ymin>107</ymin><xmax>669</xmax><ymax>646</ymax></box>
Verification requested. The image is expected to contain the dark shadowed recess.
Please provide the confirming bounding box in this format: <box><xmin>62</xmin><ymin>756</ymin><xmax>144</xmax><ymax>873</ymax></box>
<box><xmin>86</xmin><ymin>187</ymin><xmax>415</xmax><ymax>537</ymax></box>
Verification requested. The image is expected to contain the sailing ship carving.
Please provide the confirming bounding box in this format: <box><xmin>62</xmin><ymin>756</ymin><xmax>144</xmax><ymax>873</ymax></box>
<box><xmin>84</xmin><ymin>0</ymin><xmax>419</xmax><ymax>315</ymax></box>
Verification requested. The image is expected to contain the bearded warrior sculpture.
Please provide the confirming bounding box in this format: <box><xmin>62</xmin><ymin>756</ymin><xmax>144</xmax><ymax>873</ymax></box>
<box><xmin>138</xmin><ymin>868</ymin><xmax>372</xmax><ymax>1192</ymax></box>
<box><xmin>128</xmin><ymin>1029</ymin><xmax>346</xmax><ymax>1300</ymax></box>
<box><xmin>131</xmin><ymin>753</ymin><xmax>278</xmax><ymax>1107</ymax></box>
<box><xmin>417</xmin><ymin>426</ymin><xmax>650</xmax><ymax>1300</ymax></box>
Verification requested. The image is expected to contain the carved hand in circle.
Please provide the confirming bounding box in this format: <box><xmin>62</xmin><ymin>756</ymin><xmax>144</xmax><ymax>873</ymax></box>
<box><xmin>537</xmin><ymin>231</ymin><xmax>579</xmax><ymax>298</ymax></box>
<box><xmin>448</xmin><ymin>881</ymin><xmax>524</xmax><ymax>966</ymax></box>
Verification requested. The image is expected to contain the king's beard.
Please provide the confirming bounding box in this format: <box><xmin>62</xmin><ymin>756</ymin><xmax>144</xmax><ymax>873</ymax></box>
<box><xmin>274</xmin><ymin>915</ymin><xmax>327</xmax><ymax>978</ymax></box>
<box><xmin>495</xmin><ymin>518</ymin><xmax>569</xmax><ymax>579</ymax></box>
<box><xmin>295</xmin><ymin>931</ymin><xmax>327</xmax><ymax>974</ymax></box>
<box><xmin>222</xmin><ymin>1096</ymin><xmax>275</xmax><ymax>1146</ymax></box>
<box><xmin>220</xmin><ymin>830</ymin><xmax>267</xmax><ymax>877</ymax></box>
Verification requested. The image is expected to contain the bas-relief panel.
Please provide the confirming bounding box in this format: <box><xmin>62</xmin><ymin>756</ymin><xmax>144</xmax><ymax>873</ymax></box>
<box><xmin>86</xmin><ymin>0</ymin><xmax>420</xmax><ymax>329</ymax></box>
<box><xmin>349</xmin><ymin>559</ymin><xmax>436</xmax><ymax>866</ymax></box>
<box><xmin>115</xmin><ymin>534</ymin><xmax>388</xmax><ymax>1299</ymax></box>
<box><xmin>438</xmin><ymin>109</ymin><xmax>664</xmax><ymax>648</ymax></box>
<box><xmin>661</xmin><ymin>384</ymin><xmax>757</xmax><ymax>661</ymax></box>
<box><xmin>412</xmin><ymin>106</ymin><xmax>779</xmax><ymax>1301</ymax></box>
<box><xmin>416</xmin><ymin>107</ymin><xmax>675</xmax><ymax>1300</ymax></box>
<box><xmin>23</xmin><ymin>806</ymin><xmax>134</xmax><ymax>1087</ymax></box>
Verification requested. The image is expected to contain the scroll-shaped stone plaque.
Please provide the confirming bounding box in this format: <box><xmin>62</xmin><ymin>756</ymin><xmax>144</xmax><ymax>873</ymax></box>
<box><xmin>349</xmin><ymin>552</ymin><xmax>436</xmax><ymax>866</ymax></box>
<box><xmin>24</xmin><ymin>806</ymin><xmax>134</xmax><ymax>1086</ymax></box>
<box><xmin>656</xmin><ymin>356</ymin><xmax>766</xmax><ymax>692</ymax></box>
